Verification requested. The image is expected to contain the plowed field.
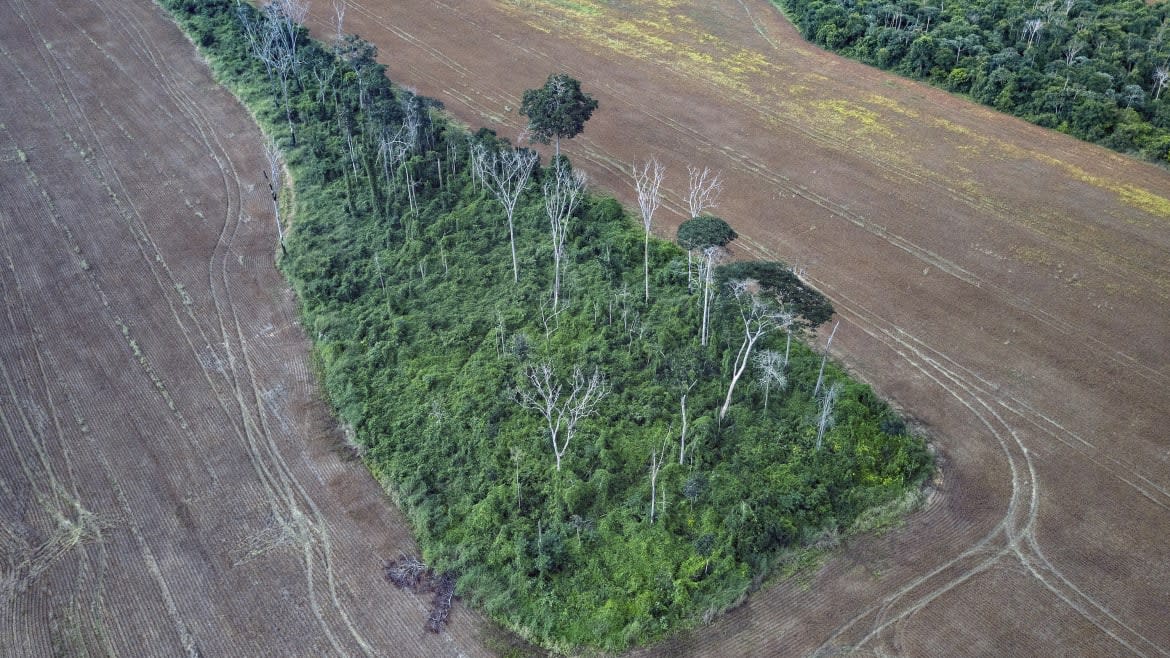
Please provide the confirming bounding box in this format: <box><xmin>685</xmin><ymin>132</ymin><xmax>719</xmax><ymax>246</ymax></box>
<box><xmin>0</xmin><ymin>0</ymin><xmax>497</xmax><ymax>654</ymax></box>
<box><xmin>297</xmin><ymin>0</ymin><xmax>1170</xmax><ymax>655</ymax></box>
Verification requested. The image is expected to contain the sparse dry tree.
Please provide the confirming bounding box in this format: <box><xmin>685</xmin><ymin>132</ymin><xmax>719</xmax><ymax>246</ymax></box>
<box><xmin>686</xmin><ymin>164</ymin><xmax>723</xmax><ymax>219</ymax></box>
<box><xmin>678</xmin><ymin>380</ymin><xmax>696</xmax><ymax>464</ymax></box>
<box><xmin>331</xmin><ymin>0</ymin><xmax>346</xmax><ymax>44</ymax></box>
<box><xmin>719</xmin><ymin>280</ymin><xmax>793</xmax><ymax>419</ymax></box>
<box><xmin>648</xmin><ymin>434</ymin><xmax>669</xmax><ymax>523</ymax></box>
<box><xmin>476</xmin><ymin>146</ymin><xmax>539</xmax><ymax>282</ymax></box>
<box><xmin>516</xmin><ymin>363</ymin><xmax>607</xmax><ymax>471</ymax></box>
<box><xmin>632</xmin><ymin>156</ymin><xmax>665</xmax><ymax>302</ymax></box>
<box><xmin>753</xmin><ymin>349</ymin><xmax>786</xmax><ymax>410</ymax></box>
<box><xmin>263</xmin><ymin>137</ymin><xmax>286</xmax><ymax>254</ymax></box>
<box><xmin>1154</xmin><ymin>65</ymin><xmax>1169</xmax><ymax>101</ymax></box>
<box><xmin>815</xmin><ymin>382</ymin><xmax>842</xmax><ymax>450</ymax></box>
<box><xmin>698</xmin><ymin>244</ymin><xmax>727</xmax><ymax>346</ymax></box>
<box><xmin>683</xmin><ymin>165</ymin><xmax>723</xmax><ymax>285</ymax></box>
<box><xmin>240</xmin><ymin>0</ymin><xmax>310</xmax><ymax>142</ymax></box>
<box><xmin>812</xmin><ymin>320</ymin><xmax>840</xmax><ymax>399</ymax></box>
<box><xmin>543</xmin><ymin>159</ymin><xmax>587</xmax><ymax>312</ymax></box>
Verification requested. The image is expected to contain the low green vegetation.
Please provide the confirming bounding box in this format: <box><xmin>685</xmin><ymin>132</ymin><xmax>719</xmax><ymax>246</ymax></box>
<box><xmin>161</xmin><ymin>0</ymin><xmax>931</xmax><ymax>651</ymax></box>
<box><xmin>776</xmin><ymin>0</ymin><xmax>1170</xmax><ymax>162</ymax></box>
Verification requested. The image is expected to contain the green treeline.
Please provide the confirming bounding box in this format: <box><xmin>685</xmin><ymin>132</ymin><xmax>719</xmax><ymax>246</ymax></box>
<box><xmin>161</xmin><ymin>0</ymin><xmax>931</xmax><ymax>651</ymax></box>
<box><xmin>776</xmin><ymin>0</ymin><xmax>1170</xmax><ymax>162</ymax></box>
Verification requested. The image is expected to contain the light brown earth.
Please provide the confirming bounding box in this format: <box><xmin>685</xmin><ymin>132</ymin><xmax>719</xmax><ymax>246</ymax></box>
<box><xmin>296</xmin><ymin>0</ymin><xmax>1170</xmax><ymax>655</ymax></box>
<box><xmin>0</xmin><ymin>0</ymin><xmax>503</xmax><ymax>654</ymax></box>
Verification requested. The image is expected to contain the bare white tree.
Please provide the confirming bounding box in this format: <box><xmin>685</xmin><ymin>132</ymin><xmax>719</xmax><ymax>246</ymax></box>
<box><xmin>240</xmin><ymin>0</ymin><xmax>310</xmax><ymax>142</ymax></box>
<box><xmin>815</xmin><ymin>382</ymin><xmax>842</xmax><ymax>450</ymax></box>
<box><xmin>686</xmin><ymin>164</ymin><xmax>723</xmax><ymax>219</ymax></box>
<box><xmin>476</xmin><ymin>146</ymin><xmax>539</xmax><ymax>282</ymax></box>
<box><xmin>697</xmin><ymin>244</ymin><xmax>727</xmax><ymax>347</ymax></box>
<box><xmin>648</xmin><ymin>434</ymin><xmax>669</xmax><ymax>523</ymax></box>
<box><xmin>632</xmin><ymin>156</ymin><xmax>665</xmax><ymax>302</ymax></box>
<box><xmin>678</xmin><ymin>380</ymin><xmax>696</xmax><ymax>464</ymax></box>
<box><xmin>720</xmin><ymin>281</ymin><xmax>793</xmax><ymax>419</ymax></box>
<box><xmin>1022</xmin><ymin>18</ymin><xmax>1044</xmax><ymax>49</ymax></box>
<box><xmin>263</xmin><ymin>137</ymin><xmax>286</xmax><ymax>254</ymax></box>
<box><xmin>753</xmin><ymin>349</ymin><xmax>786</xmax><ymax>409</ymax></box>
<box><xmin>813</xmin><ymin>320</ymin><xmax>840</xmax><ymax>399</ymax></box>
<box><xmin>1153</xmin><ymin>65</ymin><xmax>1169</xmax><ymax>101</ymax></box>
<box><xmin>516</xmin><ymin>363</ymin><xmax>607</xmax><ymax>471</ymax></box>
<box><xmin>331</xmin><ymin>0</ymin><xmax>346</xmax><ymax>43</ymax></box>
<box><xmin>543</xmin><ymin>159</ymin><xmax>587</xmax><ymax>312</ymax></box>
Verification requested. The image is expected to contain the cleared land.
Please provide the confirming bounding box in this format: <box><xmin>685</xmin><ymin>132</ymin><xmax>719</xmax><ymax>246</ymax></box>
<box><xmin>299</xmin><ymin>0</ymin><xmax>1170</xmax><ymax>655</ymax></box>
<box><xmin>0</xmin><ymin>0</ymin><xmax>500</xmax><ymax>654</ymax></box>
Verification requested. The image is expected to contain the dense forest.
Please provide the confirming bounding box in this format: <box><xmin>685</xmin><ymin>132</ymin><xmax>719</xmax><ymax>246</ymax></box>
<box><xmin>161</xmin><ymin>0</ymin><xmax>932</xmax><ymax>651</ymax></box>
<box><xmin>776</xmin><ymin>0</ymin><xmax>1170</xmax><ymax>161</ymax></box>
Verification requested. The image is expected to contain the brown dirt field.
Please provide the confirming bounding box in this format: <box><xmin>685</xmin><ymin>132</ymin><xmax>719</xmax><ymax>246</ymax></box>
<box><xmin>0</xmin><ymin>0</ymin><xmax>503</xmax><ymax>654</ymax></box>
<box><xmin>297</xmin><ymin>0</ymin><xmax>1170</xmax><ymax>655</ymax></box>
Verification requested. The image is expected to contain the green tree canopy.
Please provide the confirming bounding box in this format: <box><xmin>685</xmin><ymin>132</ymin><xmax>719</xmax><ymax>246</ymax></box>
<box><xmin>519</xmin><ymin>73</ymin><xmax>599</xmax><ymax>157</ymax></box>
<box><xmin>677</xmin><ymin>215</ymin><xmax>737</xmax><ymax>251</ymax></box>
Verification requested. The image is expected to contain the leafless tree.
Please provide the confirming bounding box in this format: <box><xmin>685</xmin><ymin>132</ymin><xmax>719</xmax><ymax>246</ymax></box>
<box><xmin>815</xmin><ymin>382</ymin><xmax>842</xmax><ymax>450</ymax></box>
<box><xmin>263</xmin><ymin>137</ymin><xmax>286</xmax><ymax>254</ymax></box>
<box><xmin>648</xmin><ymin>434</ymin><xmax>669</xmax><ymax>523</ymax></box>
<box><xmin>686</xmin><ymin>164</ymin><xmax>723</xmax><ymax>219</ymax></box>
<box><xmin>753</xmin><ymin>349</ymin><xmax>786</xmax><ymax>409</ymax></box>
<box><xmin>678</xmin><ymin>380</ymin><xmax>696</xmax><ymax>464</ymax></box>
<box><xmin>476</xmin><ymin>146</ymin><xmax>539</xmax><ymax>282</ymax></box>
<box><xmin>331</xmin><ymin>0</ymin><xmax>346</xmax><ymax>43</ymax></box>
<box><xmin>719</xmin><ymin>281</ymin><xmax>793</xmax><ymax>419</ymax></box>
<box><xmin>543</xmin><ymin>159</ymin><xmax>587</xmax><ymax>312</ymax></box>
<box><xmin>697</xmin><ymin>244</ymin><xmax>727</xmax><ymax>347</ymax></box>
<box><xmin>1022</xmin><ymin>18</ymin><xmax>1044</xmax><ymax>49</ymax></box>
<box><xmin>813</xmin><ymin>320</ymin><xmax>840</xmax><ymax>399</ymax></box>
<box><xmin>632</xmin><ymin>156</ymin><xmax>665</xmax><ymax>302</ymax></box>
<box><xmin>1153</xmin><ymin>65</ymin><xmax>1169</xmax><ymax>101</ymax></box>
<box><xmin>240</xmin><ymin>0</ymin><xmax>309</xmax><ymax>142</ymax></box>
<box><xmin>516</xmin><ymin>363</ymin><xmax>607</xmax><ymax>471</ymax></box>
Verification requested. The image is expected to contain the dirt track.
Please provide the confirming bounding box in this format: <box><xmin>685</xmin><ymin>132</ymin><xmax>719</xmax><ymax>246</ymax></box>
<box><xmin>302</xmin><ymin>1</ymin><xmax>1170</xmax><ymax>655</ymax></box>
<box><xmin>0</xmin><ymin>0</ymin><xmax>499</xmax><ymax>654</ymax></box>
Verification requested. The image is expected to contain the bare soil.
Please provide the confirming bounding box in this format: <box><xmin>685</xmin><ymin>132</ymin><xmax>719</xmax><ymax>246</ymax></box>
<box><xmin>0</xmin><ymin>0</ymin><xmax>502</xmax><ymax>654</ymax></box>
<box><xmin>301</xmin><ymin>0</ymin><xmax>1170</xmax><ymax>655</ymax></box>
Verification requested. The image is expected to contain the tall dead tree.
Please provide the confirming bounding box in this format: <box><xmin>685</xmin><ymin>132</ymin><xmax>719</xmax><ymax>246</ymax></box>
<box><xmin>516</xmin><ymin>363</ymin><xmax>607</xmax><ymax>471</ymax></box>
<box><xmin>476</xmin><ymin>146</ymin><xmax>539</xmax><ymax>282</ymax></box>
<box><xmin>753</xmin><ymin>349</ymin><xmax>786</xmax><ymax>409</ymax></box>
<box><xmin>240</xmin><ymin>0</ymin><xmax>309</xmax><ymax>143</ymax></box>
<box><xmin>1154</xmin><ymin>65</ymin><xmax>1169</xmax><ymax>101</ymax></box>
<box><xmin>698</xmin><ymin>245</ymin><xmax>727</xmax><ymax>346</ymax></box>
<box><xmin>719</xmin><ymin>280</ymin><xmax>793</xmax><ymax>419</ymax></box>
<box><xmin>632</xmin><ymin>156</ymin><xmax>665</xmax><ymax>302</ymax></box>
<box><xmin>812</xmin><ymin>320</ymin><xmax>840</xmax><ymax>399</ymax></box>
<box><xmin>263</xmin><ymin>137</ymin><xmax>286</xmax><ymax>254</ymax></box>
<box><xmin>678</xmin><ymin>380</ymin><xmax>696</xmax><ymax>465</ymax></box>
<box><xmin>815</xmin><ymin>382</ymin><xmax>842</xmax><ymax>450</ymax></box>
<box><xmin>543</xmin><ymin>159</ymin><xmax>587</xmax><ymax>312</ymax></box>
<box><xmin>683</xmin><ymin>165</ymin><xmax>722</xmax><ymax>286</ymax></box>
<box><xmin>331</xmin><ymin>0</ymin><xmax>346</xmax><ymax>43</ymax></box>
<box><xmin>648</xmin><ymin>434</ymin><xmax>669</xmax><ymax>523</ymax></box>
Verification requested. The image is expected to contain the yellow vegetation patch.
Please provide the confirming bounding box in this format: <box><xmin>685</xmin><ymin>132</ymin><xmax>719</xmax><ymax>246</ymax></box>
<box><xmin>808</xmin><ymin>99</ymin><xmax>894</xmax><ymax>139</ymax></box>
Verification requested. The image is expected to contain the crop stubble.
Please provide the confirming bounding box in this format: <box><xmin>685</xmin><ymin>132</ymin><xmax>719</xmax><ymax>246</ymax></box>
<box><xmin>0</xmin><ymin>0</ymin><xmax>496</xmax><ymax>655</ymax></box>
<box><xmin>303</xmin><ymin>0</ymin><xmax>1170</xmax><ymax>655</ymax></box>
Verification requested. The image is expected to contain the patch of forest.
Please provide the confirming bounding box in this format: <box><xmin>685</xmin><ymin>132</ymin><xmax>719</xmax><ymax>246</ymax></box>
<box><xmin>776</xmin><ymin>0</ymin><xmax>1170</xmax><ymax>162</ymax></box>
<box><xmin>161</xmin><ymin>0</ymin><xmax>932</xmax><ymax>651</ymax></box>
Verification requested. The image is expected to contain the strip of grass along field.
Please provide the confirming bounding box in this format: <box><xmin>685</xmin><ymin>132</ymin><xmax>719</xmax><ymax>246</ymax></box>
<box><xmin>160</xmin><ymin>0</ymin><xmax>931</xmax><ymax>651</ymax></box>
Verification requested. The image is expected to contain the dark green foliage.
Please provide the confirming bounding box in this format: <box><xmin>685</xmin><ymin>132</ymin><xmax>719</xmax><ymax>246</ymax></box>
<box><xmin>676</xmin><ymin>215</ymin><xmax>737</xmax><ymax>250</ymax></box>
<box><xmin>159</xmin><ymin>0</ymin><xmax>931</xmax><ymax>652</ymax></box>
<box><xmin>716</xmin><ymin>261</ymin><xmax>835</xmax><ymax>328</ymax></box>
<box><xmin>774</xmin><ymin>0</ymin><xmax>1170</xmax><ymax>163</ymax></box>
<box><xmin>519</xmin><ymin>73</ymin><xmax>599</xmax><ymax>155</ymax></box>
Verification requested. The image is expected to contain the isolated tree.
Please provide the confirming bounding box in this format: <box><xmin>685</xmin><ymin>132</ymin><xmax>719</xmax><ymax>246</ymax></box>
<box><xmin>648</xmin><ymin>435</ymin><xmax>669</xmax><ymax>523</ymax></box>
<box><xmin>263</xmin><ymin>137</ymin><xmax>286</xmax><ymax>254</ymax></box>
<box><xmin>475</xmin><ymin>146</ymin><xmax>539</xmax><ymax>282</ymax></box>
<box><xmin>677</xmin><ymin>216</ymin><xmax>736</xmax><ymax>346</ymax></box>
<box><xmin>815</xmin><ymin>382</ymin><xmax>842</xmax><ymax>450</ymax></box>
<box><xmin>632</xmin><ymin>156</ymin><xmax>665</xmax><ymax>302</ymax></box>
<box><xmin>719</xmin><ymin>281</ymin><xmax>793</xmax><ymax>419</ymax></box>
<box><xmin>331</xmin><ymin>0</ymin><xmax>346</xmax><ymax>43</ymax></box>
<box><xmin>516</xmin><ymin>363</ymin><xmax>607</xmax><ymax>471</ymax></box>
<box><xmin>543</xmin><ymin>159</ymin><xmax>587</xmax><ymax>311</ymax></box>
<box><xmin>520</xmin><ymin>73</ymin><xmax>598</xmax><ymax>158</ymax></box>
